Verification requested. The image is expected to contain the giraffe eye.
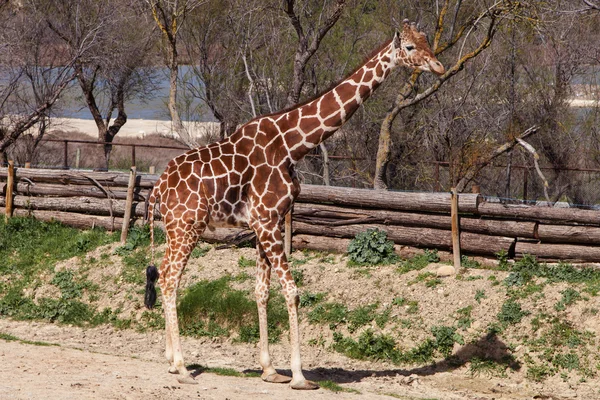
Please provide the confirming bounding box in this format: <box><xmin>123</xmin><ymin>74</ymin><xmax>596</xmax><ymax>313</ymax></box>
<box><xmin>405</xmin><ymin>45</ymin><xmax>415</xmax><ymax>52</ymax></box>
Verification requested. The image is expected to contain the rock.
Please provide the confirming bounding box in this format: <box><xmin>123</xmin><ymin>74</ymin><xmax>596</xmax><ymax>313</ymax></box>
<box><xmin>436</xmin><ymin>265</ymin><xmax>456</xmax><ymax>277</ymax></box>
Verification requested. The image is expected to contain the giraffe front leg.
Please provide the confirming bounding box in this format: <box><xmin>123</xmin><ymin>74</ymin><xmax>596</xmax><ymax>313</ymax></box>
<box><xmin>255</xmin><ymin>243</ymin><xmax>292</xmax><ymax>384</ymax></box>
<box><xmin>255</xmin><ymin>225</ymin><xmax>318</xmax><ymax>390</ymax></box>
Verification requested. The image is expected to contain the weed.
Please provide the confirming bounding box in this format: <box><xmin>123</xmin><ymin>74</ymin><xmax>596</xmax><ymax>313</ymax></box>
<box><xmin>347</xmin><ymin>229</ymin><xmax>399</xmax><ymax>266</ymax></box>
<box><xmin>553</xmin><ymin>352</ymin><xmax>580</xmax><ymax>371</ymax></box>
<box><xmin>237</xmin><ymin>256</ymin><xmax>256</xmax><ymax>268</ymax></box>
<box><xmin>393</xmin><ymin>297</ymin><xmax>419</xmax><ymax>314</ymax></box>
<box><xmin>332</xmin><ymin>325</ymin><xmax>463</xmax><ymax>365</ymax></box>
<box><xmin>409</xmin><ymin>272</ymin><xmax>442</xmax><ymax>288</ymax></box>
<box><xmin>191</xmin><ymin>245</ymin><xmax>211</xmax><ymax>258</ymax></box>
<box><xmin>291</xmin><ymin>268</ymin><xmax>304</xmax><ymax>287</ymax></box>
<box><xmin>455</xmin><ymin>306</ymin><xmax>473</xmax><ymax>330</ymax></box>
<box><xmin>555</xmin><ymin>288</ymin><xmax>582</xmax><ymax>312</ymax></box>
<box><xmin>461</xmin><ymin>256</ymin><xmax>482</xmax><ymax>269</ymax></box>
<box><xmin>496</xmin><ymin>250</ymin><xmax>510</xmax><ymax>270</ymax></box>
<box><xmin>114</xmin><ymin>225</ymin><xmax>164</xmax><ymax>256</ymax></box>
<box><xmin>318</xmin><ymin>380</ymin><xmax>360</xmax><ymax>394</ymax></box>
<box><xmin>468</xmin><ymin>357</ymin><xmax>508</xmax><ymax>378</ymax></box>
<box><xmin>527</xmin><ymin>364</ymin><xmax>551</xmax><ymax>382</ymax></box>
<box><xmin>397</xmin><ymin>250</ymin><xmax>439</xmax><ymax>274</ymax></box>
<box><xmin>475</xmin><ymin>289</ymin><xmax>486</xmax><ymax>303</ymax></box>
<box><xmin>299</xmin><ymin>292</ymin><xmax>325</xmax><ymax>308</ymax></box>
<box><xmin>497</xmin><ymin>298</ymin><xmax>529</xmax><ymax>326</ymax></box>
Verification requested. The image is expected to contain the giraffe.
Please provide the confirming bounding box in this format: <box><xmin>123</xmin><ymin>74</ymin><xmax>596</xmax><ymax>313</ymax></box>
<box><xmin>144</xmin><ymin>20</ymin><xmax>444</xmax><ymax>390</ymax></box>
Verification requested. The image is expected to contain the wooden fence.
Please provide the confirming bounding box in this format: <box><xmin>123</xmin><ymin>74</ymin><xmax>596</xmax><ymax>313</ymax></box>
<box><xmin>2</xmin><ymin>166</ymin><xmax>600</xmax><ymax>262</ymax></box>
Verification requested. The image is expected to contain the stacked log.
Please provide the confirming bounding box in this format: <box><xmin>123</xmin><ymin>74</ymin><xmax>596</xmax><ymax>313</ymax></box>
<box><xmin>2</xmin><ymin>167</ymin><xmax>600</xmax><ymax>262</ymax></box>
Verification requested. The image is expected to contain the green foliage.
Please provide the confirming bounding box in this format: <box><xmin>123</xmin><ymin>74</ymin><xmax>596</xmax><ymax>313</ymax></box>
<box><xmin>177</xmin><ymin>277</ymin><xmax>288</xmax><ymax>343</ymax></box>
<box><xmin>475</xmin><ymin>289</ymin><xmax>487</xmax><ymax>303</ymax></box>
<box><xmin>114</xmin><ymin>225</ymin><xmax>164</xmax><ymax>256</ymax></box>
<box><xmin>396</xmin><ymin>249</ymin><xmax>439</xmax><ymax>274</ymax></box>
<box><xmin>497</xmin><ymin>298</ymin><xmax>529</xmax><ymax>326</ymax></box>
<box><xmin>332</xmin><ymin>325</ymin><xmax>464</xmax><ymax>365</ymax></box>
<box><xmin>191</xmin><ymin>245</ymin><xmax>211</xmax><ymax>258</ymax></box>
<box><xmin>347</xmin><ymin>229</ymin><xmax>399</xmax><ymax>266</ymax></box>
<box><xmin>468</xmin><ymin>357</ymin><xmax>508</xmax><ymax>378</ymax></box>
<box><xmin>555</xmin><ymin>288</ymin><xmax>582</xmax><ymax>312</ymax></box>
<box><xmin>299</xmin><ymin>292</ymin><xmax>325</xmax><ymax>308</ymax></box>
<box><xmin>409</xmin><ymin>272</ymin><xmax>442</xmax><ymax>288</ymax></box>
<box><xmin>317</xmin><ymin>380</ymin><xmax>360</xmax><ymax>394</ymax></box>
<box><xmin>291</xmin><ymin>268</ymin><xmax>304</xmax><ymax>287</ymax></box>
<box><xmin>455</xmin><ymin>305</ymin><xmax>473</xmax><ymax>330</ymax></box>
<box><xmin>496</xmin><ymin>250</ymin><xmax>510</xmax><ymax>270</ymax></box>
<box><xmin>237</xmin><ymin>256</ymin><xmax>256</xmax><ymax>268</ymax></box>
<box><xmin>392</xmin><ymin>297</ymin><xmax>419</xmax><ymax>314</ymax></box>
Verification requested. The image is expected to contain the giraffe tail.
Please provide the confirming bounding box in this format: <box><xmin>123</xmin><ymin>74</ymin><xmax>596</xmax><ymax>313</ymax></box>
<box><xmin>145</xmin><ymin>184</ymin><xmax>160</xmax><ymax>309</ymax></box>
<box><xmin>145</xmin><ymin>265</ymin><xmax>159</xmax><ymax>309</ymax></box>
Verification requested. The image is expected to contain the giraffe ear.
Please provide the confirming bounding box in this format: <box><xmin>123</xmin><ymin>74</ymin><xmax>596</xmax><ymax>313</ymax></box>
<box><xmin>393</xmin><ymin>31</ymin><xmax>401</xmax><ymax>48</ymax></box>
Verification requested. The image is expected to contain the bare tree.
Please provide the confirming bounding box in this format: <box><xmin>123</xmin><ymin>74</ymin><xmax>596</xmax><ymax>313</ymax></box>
<box><xmin>373</xmin><ymin>1</ymin><xmax>522</xmax><ymax>189</ymax></box>
<box><xmin>40</xmin><ymin>0</ymin><xmax>158</xmax><ymax>169</ymax></box>
<box><xmin>144</xmin><ymin>0</ymin><xmax>206</xmax><ymax>148</ymax></box>
<box><xmin>283</xmin><ymin>0</ymin><xmax>347</xmax><ymax>108</ymax></box>
<box><xmin>0</xmin><ymin>2</ymin><xmax>79</xmax><ymax>156</ymax></box>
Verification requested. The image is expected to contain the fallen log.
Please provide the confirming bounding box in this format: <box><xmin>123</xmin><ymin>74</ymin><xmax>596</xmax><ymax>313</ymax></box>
<box><xmin>292</xmin><ymin>221</ymin><xmax>515</xmax><ymax>256</ymax></box>
<box><xmin>478</xmin><ymin>202</ymin><xmax>600</xmax><ymax>226</ymax></box>
<box><xmin>8</xmin><ymin>208</ymin><xmax>123</xmax><ymax>231</ymax></box>
<box><xmin>0</xmin><ymin>182</ymin><xmax>148</xmax><ymax>201</ymax></box>
<box><xmin>293</xmin><ymin>203</ymin><xmax>538</xmax><ymax>238</ymax></box>
<box><xmin>0</xmin><ymin>195</ymin><xmax>158</xmax><ymax>219</ymax></box>
<box><xmin>537</xmin><ymin>224</ymin><xmax>600</xmax><ymax>245</ymax></box>
<box><xmin>0</xmin><ymin>167</ymin><xmax>157</xmax><ymax>188</ymax></box>
<box><xmin>515</xmin><ymin>241</ymin><xmax>600</xmax><ymax>262</ymax></box>
<box><xmin>297</xmin><ymin>185</ymin><xmax>481</xmax><ymax>213</ymax></box>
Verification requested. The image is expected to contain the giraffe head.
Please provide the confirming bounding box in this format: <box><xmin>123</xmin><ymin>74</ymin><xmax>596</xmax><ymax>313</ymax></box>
<box><xmin>392</xmin><ymin>19</ymin><xmax>445</xmax><ymax>75</ymax></box>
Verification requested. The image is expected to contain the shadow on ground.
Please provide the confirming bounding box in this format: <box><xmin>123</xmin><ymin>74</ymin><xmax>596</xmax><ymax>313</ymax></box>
<box><xmin>240</xmin><ymin>332</ymin><xmax>521</xmax><ymax>384</ymax></box>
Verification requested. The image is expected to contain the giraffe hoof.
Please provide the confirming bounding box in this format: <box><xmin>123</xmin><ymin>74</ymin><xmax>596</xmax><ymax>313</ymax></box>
<box><xmin>291</xmin><ymin>380</ymin><xmax>319</xmax><ymax>390</ymax></box>
<box><xmin>168</xmin><ymin>366</ymin><xmax>179</xmax><ymax>374</ymax></box>
<box><xmin>176</xmin><ymin>375</ymin><xmax>198</xmax><ymax>385</ymax></box>
<box><xmin>262</xmin><ymin>372</ymin><xmax>292</xmax><ymax>384</ymax></box>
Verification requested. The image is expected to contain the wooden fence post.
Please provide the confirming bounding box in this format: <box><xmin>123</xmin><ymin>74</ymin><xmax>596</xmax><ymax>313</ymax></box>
<box><xmin>284</xmin><ymin>209</ymin><xmax>293</xmax><ymax>258</ymax></box>
<box><xmin>120</xmin><ymin>166</ymin><xmax>137</xmax><ymax>242</ymax></box>
<box><xmin>63</xmin><ymin>140</ymin><xmax>69</xmax><ymax>169</ymax></box>
<box><xmin>75</xmin><ymin>148</ymin><xmax>81</xmax><ymax>169</ymax></box>
<box><xmin>24</xmin><ymin>162</ymin><xmax>31</xmax><ymax>169</ymax></box>
<box><xmin>5</xmin><ymin>160</ymin><xmax>15</xmax><ymax>220</ymax></box>
<box><xmin>149</xmin><ymin>165</ymin><xmax>156</xmax><ymax>174</ymax></box>
<box><xmin>450</xmin><ymin>187</ymin><xmax>461</xmax><ymax>270</ymax></box>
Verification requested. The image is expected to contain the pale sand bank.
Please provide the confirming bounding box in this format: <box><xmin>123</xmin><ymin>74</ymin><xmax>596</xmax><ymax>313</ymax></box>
<box><xmin>51</xmin><ymin>117</ymin><xmax>220</xmax><ymax>140</ymax></box>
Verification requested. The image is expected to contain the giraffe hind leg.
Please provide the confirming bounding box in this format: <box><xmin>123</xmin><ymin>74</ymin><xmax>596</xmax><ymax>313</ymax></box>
<box><xmin>255</xmin><ymin>242</ymin><xmax>292</xmax><ymax>384</ymax></box>
<box><xmin>159</xmin><ymin>217</ymin><xmax>206</xmax><ymax>384</ymax></box>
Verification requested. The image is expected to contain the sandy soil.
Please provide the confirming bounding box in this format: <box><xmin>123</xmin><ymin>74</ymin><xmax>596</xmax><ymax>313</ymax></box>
<box><xmin>0</xmin><ymin>318</ymin><xmax>541</xmax><ymax>400</ymax></box>
<box><xmin>1</xmin><ymin>245</ymin><xmax>599</xmax><ymax>400</ymax></box>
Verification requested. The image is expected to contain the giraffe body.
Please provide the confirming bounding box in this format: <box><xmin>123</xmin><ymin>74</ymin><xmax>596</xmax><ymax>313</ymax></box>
<box><xmin>146</xmin><ymin>21</ymin><xmax>444</xmax><ymax>389</ymax></box>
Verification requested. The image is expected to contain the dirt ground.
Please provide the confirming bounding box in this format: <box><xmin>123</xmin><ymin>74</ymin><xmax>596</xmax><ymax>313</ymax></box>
<box><xmin>1</xmin><ymin>244</ymin><xmax>599</xmax><ymax>400</ymax></box>
<box><xmin>0</xmin><ymin>318</ymin><xmax>566</xmax><ymax>400</ymax></box>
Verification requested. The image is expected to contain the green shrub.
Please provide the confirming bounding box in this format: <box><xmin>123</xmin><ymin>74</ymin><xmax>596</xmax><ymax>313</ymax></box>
<box><xmin>347</xmin><ymin>229</ymin><xmax>398</xmax><ymax>266</ymax></box>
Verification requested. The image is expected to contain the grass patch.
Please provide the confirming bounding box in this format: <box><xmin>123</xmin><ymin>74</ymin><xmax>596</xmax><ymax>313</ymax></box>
<box><xmin>332</xmin><ymin>326</ymin><xmax>464</xmax><ymax>365</ymax></box>
<box><xmin>318</xmin><ymin>380</ymin><xmax>360</xmax><ymax>394</ymax></box>
<box><xmin>237</xmin><ymin>256</ymin><xmax>256</xmax><ymax>268</ymax></box>
<box><xmin>178</xmin><ymin>277</ymin><xmax>288</xmax><ymax>342</ymax></box>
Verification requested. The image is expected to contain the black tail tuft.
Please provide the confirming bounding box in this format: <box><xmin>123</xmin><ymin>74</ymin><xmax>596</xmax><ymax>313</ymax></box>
<box><xmin>144</xmin><ymin>265</ymin><xmax>159</xmax><ymax>309</ymax></box>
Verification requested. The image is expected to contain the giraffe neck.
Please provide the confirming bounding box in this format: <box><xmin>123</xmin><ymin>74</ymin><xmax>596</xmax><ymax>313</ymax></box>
<box><xmin>281</xmin><ymin>40</ymin><xmax>397</xmax><ymax>162</ymax></box>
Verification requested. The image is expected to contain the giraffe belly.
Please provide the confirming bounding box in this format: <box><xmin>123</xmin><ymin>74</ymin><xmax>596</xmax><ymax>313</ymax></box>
<box><xmin>207</xmin><ymin>203</ymin><xmax>249</xmax><ymax>229</ymax></box>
